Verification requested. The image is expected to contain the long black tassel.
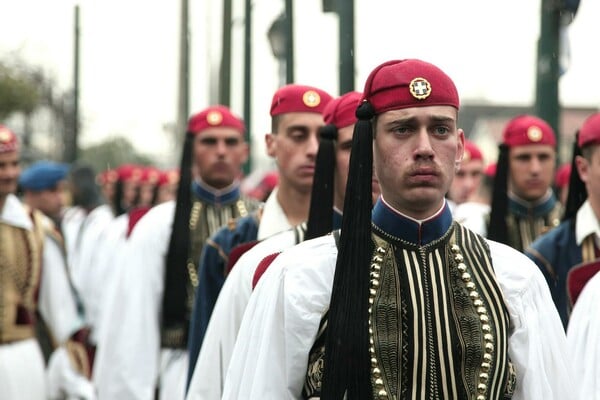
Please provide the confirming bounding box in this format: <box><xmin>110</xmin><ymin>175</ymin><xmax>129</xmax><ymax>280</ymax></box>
<box><xmin>322</xmin><ymin>102</ymin><xmax>374</xmax><ymax>399</ymax></box>
<box><xmin>563</xmin><ymin>132</ymin><xmax>586</xmax><ymax>222</ymax></box>
<box><xmin>488</xmin><ymin>144</ymin><xmax>509</xmax><ymax>244</ymax></box>
<box><xmin>161</xmin><ymin>132</ymin><xmax>194</xmax><ymax>344</ymax></box>
<box><xmin>305</xmin><ymin>124</ymin><xmax>337</xmax><ymax>240</ymax></box>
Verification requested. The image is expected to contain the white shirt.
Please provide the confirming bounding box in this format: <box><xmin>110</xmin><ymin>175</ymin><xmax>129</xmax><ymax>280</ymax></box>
<box><xmin>256</xmin><ymin>188</ymin><xmax>293</xmax><ymax>240</ymax></box>
<box><xmin>93</xmin><ymin>201</ymin><xmax>179</xmax><ymax>400</ymax></box>
<box><xmin>575</xmin><ymin>199</ymin><xmax>600</xmax><ymax>247</ymax></box>
<box><xmin>567</xmin><ymin>269</ymin><xmax>600</xmax><ymax>399</ymax></box>
<box><xmin>223</xmin><ymin>234</ymin><xmax>575</xmax><ymax>400</ymax></box>
<box><xmin>186</xmin><ymin>228</ymin><xmax>299</xmax><ymax>400</ymax></box>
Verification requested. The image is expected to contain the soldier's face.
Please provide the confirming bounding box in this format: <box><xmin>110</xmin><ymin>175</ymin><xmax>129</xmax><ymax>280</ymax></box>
<box><xmin>576</xmin><ymin>145</ymin><xmax>600</xmax><ymax>206</ymax></box>
<box><xmin>193</xmin><ymin>127</ymin><xmax>248</xmax><ymax>189</ymax></box>
<box><xmin>509</xmin><ymin>145</ymin><xmax>555</xmax><ymax>201</ymax></box>
<box><xmin>373</xmin><ymin>106</ymin><xmax>463</xmax><ymax>219</ymax></box>
<box><xmin>266</xmin><ymin>112</ymin><xmax>324</xmax><ymax>195</ymax></box>
<box><xmin>0</xmin><ymin>151</ymin><xmax>20</xmax><ymax>200</ymax></box>
<box><xmin>448</xmin><ymin>158</ymin><xmax>484</xmax><ymax>204</ymax></box>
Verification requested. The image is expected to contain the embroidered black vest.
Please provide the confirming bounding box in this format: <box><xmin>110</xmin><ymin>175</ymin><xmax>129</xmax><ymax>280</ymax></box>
<box><xmin>304</xmin><ymin>210</ymin><xmax>516</xmax><ymax>399</ymax></box>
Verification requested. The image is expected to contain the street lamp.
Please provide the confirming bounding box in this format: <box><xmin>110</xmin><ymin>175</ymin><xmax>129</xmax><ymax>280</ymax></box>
<box><xmin>267</xmin><ymin>13</ymin><xmax>287</xmax><ymax>87</ymax></box>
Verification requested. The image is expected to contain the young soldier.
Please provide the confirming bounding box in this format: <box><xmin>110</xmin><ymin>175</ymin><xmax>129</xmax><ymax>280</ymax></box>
<box><xmin>526</xmin><ymin>113</ymin><xmax>600</xmax><ymax>327</ymax></box>
<box><xmin>223</xmin><ymin>59</ymin><xmax>573</xmax><ymax>399</ymax></box>
<box><xmin>0</xmin><ymin>126</ymin><xmax>92</xmax><ymax>399</ymax></box>
<box><xmin>186</xmin><ymin>91</ymin><xmax>374</xmax><ymax>400</ymax></box>
<box><xmin>92</xmin><ymin>106</ymin><xmax>260</xmax><ymax>400</ymax></box>
<box><xmin>486</xmin><ymin>115</ymin><xmax>562</xmax><ymax>252</ymax></box>
<box><xmin>185</xmin><ymin>84</ymin><xmax>332</xmax><ymax>377</ymax></box>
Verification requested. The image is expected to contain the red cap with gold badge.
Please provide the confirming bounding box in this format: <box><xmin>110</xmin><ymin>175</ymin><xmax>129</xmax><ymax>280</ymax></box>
<box><xmin>463</xmin><ymin>140</ymin><xmax>483</xmax><ymax>162</ymax></box>
<box><xmin>578</xmin><ymin>112</ymin><xmax>600</xmax><ymax>148</ymax></box>
<box><xmin>502</xmin><ymin>115</ymin><xmax>556</xmax><ymax>147</ymax></box>
<box><xmin>187</xmin><ymin>105</ymin><xmax>245</xmax><ymax>134</ymax></box>
<box><xmin>270</xmin><ymin>84</ymin><xmax>333</xmax><ymax>116</ymax></box>
<box><xmin>362</xmin><ymin>59</ymin><xmax>459</xmax><ymax>113</ymax></box>
<box><xmin>0</xmin><ymin>125</ymin><xmax>19</xmax><ymax>153</ymax></box>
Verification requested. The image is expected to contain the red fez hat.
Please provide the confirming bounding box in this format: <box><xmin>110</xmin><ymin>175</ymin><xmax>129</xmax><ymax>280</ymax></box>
<box><xmin>187</xmin><ymin>105</ymin><xmax>245</xmax><ymax>134</ymax></box>
<box><xmin>484</xmin><ymin>162</ymin><xmax>497</xmax><ymax>178</ymax></box>
<box><xmin>361</xmin><ymin>59</ymin><xmax>459</xmax><ymax>114</ymax></box>
<box><xmin>502</xmin><ymin>115</ymin><xmax>556</xmax><ymax>147</ymax></box>
<box><xmin>116</xmin><ymin>164</ymin><xmax>143</xmax><ymax>183</ymax></box>
<box><xmin>97</xmin><ymin>169</ymin><xmax>119</xmax><ymax>185</ymax></box>
<box><xmin>0</xmin><ymin>125</ymin><xmax>19</xmax><ymax>153</ymax></box>
<box><xmin>463</xmin><ymin>139</ymin><xmax>483</xmax><ymax>162</ymax></box>
<box><xmin>270</xmin><ymin>84</ymin><xmax>333</xmax><ymax>116</ymax></box>
<box><xmin>555</xmin><ymin>163</ymin><xmax>571</xmax><ymax>189</ymax></box>
<box><xmin>158</xmin><ymin>169</ymin><xmax>180</xmax><ymax>187</ymax></box>
<box><xmin>323</xmin><ymin>91</ymin><xmax>362</xmax><ymax>130</ymax></box>
<box><xmin>140</xmin><ymin>166</ymin><xmax>161</xmax><ymax>185</ymax></box>
<box><xmin>578</xmin><ymin>112</ymin><xmax>600</xmax><ymax>148</ymax></box>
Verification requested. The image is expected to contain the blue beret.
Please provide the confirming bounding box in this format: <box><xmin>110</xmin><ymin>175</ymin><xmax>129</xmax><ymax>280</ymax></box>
<box><xmin>19</xmin><ymin>161</ymin><xmax>69</xmax><ymax>191</ymax></box>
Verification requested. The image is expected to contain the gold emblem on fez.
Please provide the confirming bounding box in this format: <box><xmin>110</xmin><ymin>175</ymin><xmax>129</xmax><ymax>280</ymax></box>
<box><xmin>527</xmin><ymin>126</ymin><xmax>543</xmax><ymax>142</ymax></box>
<box><xmin>207</xmin><ymin>111</ymin><xmax>223</xmax><ymax>125</ymax></box>
<box><xmin>0</xmin><ymin>129</ymin><xmax>10</xmax><ymax>143</ymax></box>
<box><xmin>409</xmin><ymin>77</ymin><xmax>431</xmax><ymax>100</ymax></box>
<box><xmin>302</xmin><ymin>90</ymin><xmax>321</xmax><ymax>107</ymax></box>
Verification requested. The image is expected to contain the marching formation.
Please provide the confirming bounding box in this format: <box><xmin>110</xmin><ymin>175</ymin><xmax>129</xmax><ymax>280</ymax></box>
<box><xmin>2</xmin><ymin>59</ymin><xmax>600</xmax><ymax>400</ymax></box>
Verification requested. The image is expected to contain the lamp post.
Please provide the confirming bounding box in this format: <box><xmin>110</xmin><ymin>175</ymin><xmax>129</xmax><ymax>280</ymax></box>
<box><xmin>267</xmin><ymin>13</ymin><xmax>287</xmax><ymax>87</ymax></box>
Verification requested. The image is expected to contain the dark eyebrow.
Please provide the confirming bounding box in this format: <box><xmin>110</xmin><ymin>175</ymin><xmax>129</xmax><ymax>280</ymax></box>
<box><xmin>285</xmin><ymin>125</ymin><xmax>311</xmax><ymax>135</ymax></box>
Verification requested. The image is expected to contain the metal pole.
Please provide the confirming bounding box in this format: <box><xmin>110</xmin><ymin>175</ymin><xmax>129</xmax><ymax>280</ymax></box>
<box><xmin>284</xmin><ymin>0</ymin><xmax>294</xmax><ymax>84</ymax></box>
<box><xmin>68</xmin><ymin>4</ymin><xmax>81</xmax><ymax>163</ymax></box>
<box><xmin>176</xmin><ymin>0</ymin><xmax>190</xmax><ymax>141</ymax></box>
<box><xmin>219</xmin><ymin>0</ymin><xmax>233</xmax><ymax>105</ymax></box>
<box><xmin>337</xmin><ymin>0</ymin><xmax>355</xmax><ymax>93</ymax></box>
<box><xmin>535</xmin><ymin>0</ymin><xmax>561</xmax><ymax>163</ymax></box>
<box><xmin>243</xmin><ymin>0</ymin><xmax>252</xmax><ymax>175</ymax></box>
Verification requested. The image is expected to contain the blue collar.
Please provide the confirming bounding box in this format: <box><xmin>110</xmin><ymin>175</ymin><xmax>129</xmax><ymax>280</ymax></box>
<box><xmin>371</xmin><ymin>198</ymin><xmax>453</xmax><ymax>246</ymax></box>
<box><xmin>508</xmin><ymin>190</ymin><xmax>557</xmax><ymax>218</ymax></box>
<box><xmin>191</xmin><ymin>180</ymin><xmax>241</xmax><ymax>206</ymax></box>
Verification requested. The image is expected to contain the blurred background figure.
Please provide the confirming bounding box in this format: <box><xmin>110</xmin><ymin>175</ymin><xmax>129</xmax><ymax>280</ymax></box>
<box><xmin>138</xmin><ymin>165</ymin><xmax>160</xmax><ymax>207</ymax></box>
<box><xmin>19</xmin><ymin>160</ymin><xmax>70</xmax><ymax>226</ymax></box>
<box><xmin>242</xmin><ymin>169</ymin><xmax>279</xmax><ymax>202</ymax></box>
<box><xmin>111</xmin><ymin>164</ymin><xmax>143</xmax><ymax>216</ymax></box>
<box><xmin>554</xmin><ymin>162</ymin><xmax>572</xmax><ymax>206</ymax></box>
<box><xmin>447</xmin><ymin>139</ymin><xmax>484</xmax><ymax>210</ymax></box>
<box><xmin>156</xmin><ymin>168</ymin><xmax>179</xmax><ymax>204</ymax></box>
<box><xmin>96</xmin><ymin>168</ymin><xmax>118</xmax><ymax>207</ymax></box>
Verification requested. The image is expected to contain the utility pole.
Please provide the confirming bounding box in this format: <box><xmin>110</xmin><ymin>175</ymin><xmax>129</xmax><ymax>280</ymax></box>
<box><xmin>219</xmin><ymin>0</ymin><xmax>233</xmax><ymax>105</ymax></box>
<box><xmin>535</xmin><ymin>0</ymin><xmax>561</xmax><ymax>162</ymax></box>
<box><xmin>284</xmin><ymin>0</ymin><xmax>294</xmax><ymax>84</ymax></box>
<box><xmin>176</xmin><ymin>0</ymin><xmax>190</xmax><ymax>143</ymax></box>
<box><xmin>65</xmin><ymin>4</ymin><xmax>81</xmax><ymax>163</ymax></box>
<box><xmin>243</xmin><ymin>0</ymin><xmax>252</xmax><ymax>175</ymax></box>
<box><xmin>337</xmin><ymin>0</ymin><xmax>355</xmax><ymax>93</ymax></box>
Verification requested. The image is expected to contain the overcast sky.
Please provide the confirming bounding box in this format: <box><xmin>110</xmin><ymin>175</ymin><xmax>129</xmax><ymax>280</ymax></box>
<box><xmin>1</xmin><ymin>0</ymin><xmax>599</xmax><ymax>168</ymax></box>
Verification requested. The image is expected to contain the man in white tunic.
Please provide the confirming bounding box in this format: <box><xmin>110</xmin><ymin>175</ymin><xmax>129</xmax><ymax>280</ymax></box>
<box><xmin>223</xmin><ymin>59</ymin><xmax>574</xmax><ymax>400</ymax></box>
<box><xmin>0</xmin><ymin>125</ymin><xmax>92</xmax><ymax>400</ymax></box>
<box><xmin>92</xmin><ymin>106</ymin><xmax>259</xmax><ymax>400</ymax></box>
<box><xmin>186</xmin><ymin>85</ymin><xmax>333</xmax><ymax>381</ymax></box>
<box><xmin>567</xmin><ymin>270</ymin><xmax>600</xmax><ymax>399</ymax></box>
<box><xmin>186</xmin><ymin>91</ymin><xmax>372</xmax><ymax>400</ymax></box>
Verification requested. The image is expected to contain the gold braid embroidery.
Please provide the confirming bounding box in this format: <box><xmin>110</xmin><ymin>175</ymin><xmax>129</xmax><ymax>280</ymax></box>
<box><xmin>187</xmin><ymin>201</ymin><xmax>202</xmax><ymax>288</ymax></box>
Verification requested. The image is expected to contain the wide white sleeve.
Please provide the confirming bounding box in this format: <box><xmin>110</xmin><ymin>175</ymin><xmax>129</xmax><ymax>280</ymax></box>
<box><xmin>92</xmin><ymin>202</ymin><xmax>173</xmax><ymax>400</ymax></box>
<box><xmin>222</xmin><ymin>236</ymin><xmax>337</xmax><ymax>400</ymax></box>
<box><xmin>38</xmin><ymin>235</ymin><xmax>85</xmax><ymax>343</ymax></box>
<box><xmin>188</xmin><ymin>230</ymin><xmax>297</xmax><ymax>400</ymax></box>
<box><xmin>566</xmin><ymin>272</ymin><xmax>600</xmax><ymax>399</ymax></box>
<box><xmin>489</xmin><ymin>240</ymin><xmax>577</xmax><ymax>400</ymax></box>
